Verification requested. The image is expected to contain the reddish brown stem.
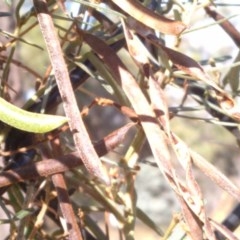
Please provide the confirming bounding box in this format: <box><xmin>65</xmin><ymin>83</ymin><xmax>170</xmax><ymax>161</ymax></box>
<box><xmin>0</xmin><ymin>123</ymin><xmax>135</xmax><ymax>188</ymax></box>
<box><xmin>49</xmin><ymin>137</ymin><xmax>83</xmax><ymax>240</ymax></box>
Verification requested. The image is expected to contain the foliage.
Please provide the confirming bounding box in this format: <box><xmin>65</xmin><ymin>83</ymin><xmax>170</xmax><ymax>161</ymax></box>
<box><xmin>0</xmin><ymin>0</ymin><xmax>240</xmax><ymax>239</ymax></box>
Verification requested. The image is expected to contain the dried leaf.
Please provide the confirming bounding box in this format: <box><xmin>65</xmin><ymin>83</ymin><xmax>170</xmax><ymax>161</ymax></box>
<box><xmin>204</xmin><ymin>88</ymin><xmax>240</xmax><ymax>124</ymax></box>
<box><xmin>122</xmin><ymin>19</ymin><xmax>150</xmax><ymax>65</ymax></box>
<box><xmin>177</xmin><ymin>196</ymin><xmax>203</xmax><ymax>240</ymax></box>
<box><xmin>173</xmin><ymin>134</ymin><xmax>215</xmax><ymax>239</ymax></box>
<box><xmin>185</xmin><ymin>155</ymin><xmax>215</xmax><ymax>239</ymax></box>
<box><xmin>122</xmin><ymin>21</ymin><xmax>170</xmax><ymax>133</ymax></box>
<box><xmin>126</xmin><ymin>19</ymin><xmax>228</xmax><ymax>95</ymax></box>
<box><xmin>148</xmin><ymin>72</ymin><xmax>171</xmax><ymax>135</ymax></box>
<box><xmin>191</xmin><ymin>150</ymin><xmax>240</xmax><ymax>202</ymax></box>
<box><xmin>111</xmin><ymin>0</ymin><xmax>186</xmax><ymax>35</ymax></box>
<box><xmin>80</xmin><ymin>30</ymin><xmax>174</xmax><ymax>177</ymax></box>
<box><xmin>205</xmin><ymin>5</ymin><xmax>240</xmax><ymax>47</ymax></box>
<box><xmin>80</xmin><ymin>30</ymin><xmax>223</xmax><ymax>239</ymax></box>
<box><xmin>149</xmin><ymin>35</ymin><xmax>225</xmax><ymax>93</ymax></box>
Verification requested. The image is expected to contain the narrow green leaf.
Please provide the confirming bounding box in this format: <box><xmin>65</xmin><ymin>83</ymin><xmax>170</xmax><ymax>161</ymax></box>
<box><xmin>0</xmin><ymin>97</ymin><xmax>68</xmax><ymax>133</ymax></box>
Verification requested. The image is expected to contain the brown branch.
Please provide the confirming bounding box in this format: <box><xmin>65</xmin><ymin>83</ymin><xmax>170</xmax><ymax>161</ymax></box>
<box><xmin>0</xmin><ymin>123</ymin><xmax>135</xmax><ymax>188</ymax></box>
<box><xmin>50</xmin><ymin>137</ymin><xmax>83</xmax><ymax>240</ymax></box>
<box><xmin>33</xmin><ymin>0</ymin><xmax>108</xmax><ymax>183</ymax></box>
<box><xmin>0</xmin><ymin>151</ymin><xmax>81</xmax><ymax>188</ymax></box>
<box><xmin>52</xmin><ymin>174</ymin><xmax>83</xmax><ymax>239</ymax></box>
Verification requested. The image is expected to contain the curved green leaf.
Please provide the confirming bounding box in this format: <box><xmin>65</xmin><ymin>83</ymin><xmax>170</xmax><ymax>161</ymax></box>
<box><xmin>0</xmin><ymin>97</ymin><xmax>67</xmax><ymax>133</ymax></box>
